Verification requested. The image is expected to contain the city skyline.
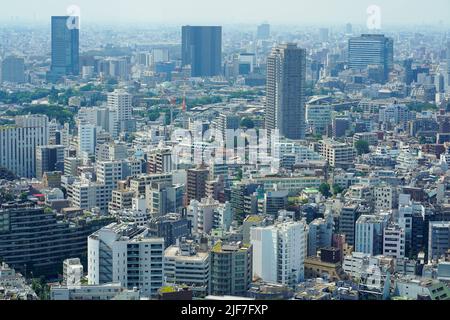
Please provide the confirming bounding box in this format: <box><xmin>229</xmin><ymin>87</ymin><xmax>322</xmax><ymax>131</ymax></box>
<box><xmin>2</xmin><ymin>0</ymin><xmax>450</xmax><ymax>306</ymax></box>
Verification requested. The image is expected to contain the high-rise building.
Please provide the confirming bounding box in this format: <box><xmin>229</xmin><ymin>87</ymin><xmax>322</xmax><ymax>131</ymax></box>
<box><xmin>107</xmin><ymin>89</ymin><xmax>134</xmax><ymax>135</ymax></box>
<box><xmin>49</xmin><ymin>16</ymin><xmax>80</xmax><ymax>82</ymax></box>
<box><xmin>348</xmin><ymin>34</ymin><xmax>393</xmax><ymax>82</ymax></box>
<box><xmin>88</xmin><ymin>223</ymin><xmax>165</xmax><ymax>298</ymax></box>
<box><xmin>0</xmin><ymin>202</ymin><xmax>113</xmax><ymax>276</ymax></box>
<box><xmin>181</xmin><ymin>26</ymin><xmax>222</xmax><ymax>77</ymax></box>
<box><xmin>186</xmin><ymin>167</ymin><xmax>209</xmax><ymax>204</ymax></box>
<box><xmin>403</xmin><ymin>58</ymin><xmax>414</xmax><ymax>85</ymax></box>
<box><xmin>210</xmin><ymin>241</ymin><xmax>252</xmax><ymax>297</ymax></box>
<box><xmin>78</xmin><ymin>124</ymin><xmax>97</xmax><ymax>157</ymax></box>
<box><xmin>36</xmin><ymin>145</ymin><xmax>65</xmax><ymax>178</ymax></box>
<box><xmin>266</xmin><ymin>43</ymin><xmax>306</xmax><ymax>140</ymax></box>
<box><xmin>251</xmin><ymin>218</ymin><xmax>308</xmax><ymax>285</ymax></box>
<box><xmin>146</xmin><ymin>182</ymin><xmax>184</xmax><ymax>217</ymax></box>
<box><xmin>0</xmin><ymin>115</ymin><xmax>49</xmax><ymax>178</ymax></box>
<box><xmin>257</xmin><ymin>23</ymin><xmax>270</xmax><ymax>40</ymax></box>
<box><xmin>1</xmin><ymin>56</ymin><xmax>25</xmax><ymax>83</ymax></box>
<box><xmin>338</xmin><ymin>203</ymin><xmax>361</xmax><ymax>247</ymax></box>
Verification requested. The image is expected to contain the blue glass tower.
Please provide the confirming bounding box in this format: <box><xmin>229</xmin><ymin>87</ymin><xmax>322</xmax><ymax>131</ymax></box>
<box><xmin>48</xmin><ymin>16</ymin><xmax>79</xmax><ymax>82</ymax></box>
<box><xmin>181</xmin><ymin>26</ymin><xmax>222</xmax><ymax>77</ymax></box>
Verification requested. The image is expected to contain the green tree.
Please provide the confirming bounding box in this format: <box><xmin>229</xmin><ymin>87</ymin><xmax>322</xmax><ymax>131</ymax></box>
<box><xmin>355</xmin><ymin>140</ymin><xmax>370</xmax><ymax>155</ymax></box>
<box><xmin>319</xmin><ymin>183</ymin><xmax>332</xmax><ymax>198</ymax></box>
<box><xmin>332</xmin><ymin>184</ymin><xmax>344</xmax><ymax>195</ymax></box>
<box><xmin>240</xmin><ymin>118</ymin><xmax>255</xmax><ymax>129</ymax></box>
<box><xmin>31</xmin><ymin>277</ymin><xmax>51</xmax><ymax>300</ymax></box>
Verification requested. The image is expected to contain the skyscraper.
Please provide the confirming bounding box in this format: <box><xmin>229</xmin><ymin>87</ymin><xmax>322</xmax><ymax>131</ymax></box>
<box><xmin>181</xmin><ymin>26</ymin><xmax>222</xmax><ymax>77</ymax></box>
<box><xmin>348</xmin><ymin>34</ymin><xmax>393</xmax><ymax>82</ymax></box>
<box><xmin>265</xmin><ymin>43</ymin><xmax>306</xmax><ymax>140</ymax></box>
<box><xmin>49</xmin><ymin>16</ymin><xmax>80</xmax><ymax>82</ymax></box>
<box><xmin>1</xmin><ymin>56</ymin><xmax>25</xmax><ymax>83</ymax></box>
<box><xmin>403</xmin><ymin>58</ymin><xmax>414</xmax><ymax>86</ymax></box>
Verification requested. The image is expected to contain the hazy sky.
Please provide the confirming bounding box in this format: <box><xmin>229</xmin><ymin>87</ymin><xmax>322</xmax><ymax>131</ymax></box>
<box><xmin>2</xmin><ymin>0</ymin><xmax>450</xmax><ymax>26</ymax></box>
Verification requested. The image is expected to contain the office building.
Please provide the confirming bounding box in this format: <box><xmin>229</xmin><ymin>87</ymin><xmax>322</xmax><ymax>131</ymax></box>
<box><xmin>78</xmin><ymin>124</ymin><xmax>97</xmax><ymax>157</ymax></box>
<box><xmin>0</xmin><ymin>115</ymin><xmax>49</xmax><ymax>178</ymax></box>
<box><xmin>355</xmin><ymin>214</ymin><xmax>390</xmax><ymax>256</ymax></box>
<box><xmin>146</xmin><ymin>182</ymin><xmax>184</xmax><ymax>217</ymax></box>
<box><xmin>186</xmin><ymin>167</ymin><xmax>209</xmax><ymax>204</ymax></box>
<box><xmin>318</xmin><ymin>139</ymin><xmax>356</xmax><ymax>168</ymax></box>
<box><xmin>88</xmin><ymin>223</ymin><xmax>165</xmax><ymax>298</ymax></box>
<box><xmin>264</xmin><ymin>190</ymin><xmax>288</xmax><ymax>216</ymax></box>
<box><xmin>181</xmin><ymin>26</ymin><xmax>222</xmax><ymax>77</ymax></box>
<box><xmin>36</xmin><ymin>145</ymin><xmax>65</xmax><ymax>178</ymax></box>
<box><xmin>338</xmin><ymin>203</ymin><xmax>360</xmax><ymax>247</ymax></box>
<box><xmin>307</xmin><ymin>215</ymin><xmax>334</xmax><ymax>257</ymax></box>
<box><xmin>148</xmin><ymin>213</ymin><xmax>192</xmax><ymax>248</ymax></box>
<box><xmin>0</xmin><ymin>202</ymin><xmax>112</xmax><ymax>276</ymax></box>
<box><xmin>49</xmin><ymin>16</ymin><xmax>80</xmax><ymax>81</ymax></box>
<box><xmin>1</xmin><ymin>56</ymin><xmax>25</xmax><ymax>83</ymax></box>
<box><xmin>266</xmin><ymin>43</ymin><xmax>306</xmax><ymax>140</ymax></box>
<box><xmin>428</xmin><ymin>222</ymin><xmax>450</xmax><ymax>261</ymax></box>
<box><xmin>164</xmin><ymin>240</ymin><xmax>210</xmax><ymax>297</ymax></box>
<box><xmin>107</xmin><ymin>89</ymin><xmax>135</xmax><ymax>135</ymax></box>
<box><xmin>348</xmin><ymin>34</ymin><xmax>393</xmax><ymax>82</ymax></box>
<box><xmin>306</xmin><ymin>104</ymin><xmax>333</xmax><ymax>135</ymax></box>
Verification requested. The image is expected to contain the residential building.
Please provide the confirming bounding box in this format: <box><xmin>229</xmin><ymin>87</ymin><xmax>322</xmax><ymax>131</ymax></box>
<box><xmin>210</xmin><ymin>241</ymin><xmax>252</xmax><ymax>297</ymax></box>
<box><xmin>266</xmin><ymin>43</ymin><xmax>306</xmax><ymax>140</ymax></box>
<box><xmin>88</xmin><ymin>223</ymin><xmax>165</xmax><ymax>298</ymax></box>
<box><xmin>251</xmin><ymin>217</ymin><xmax>308</xmax><ymax>285</ymax></box>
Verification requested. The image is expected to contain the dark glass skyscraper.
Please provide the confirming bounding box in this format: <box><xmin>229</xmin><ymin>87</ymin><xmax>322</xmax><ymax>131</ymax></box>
<box><xmin>181</xmin><ymin>26</ymin><xmax>222</xmax><ymax>77</ymax></box>
<box><xmin>49</xmin><ymin>16</ymin><xmax>80</xmax><ymax>82</ymax></box>
<box><xmin>348</xmin><ymin>34</ymin><xmax>393</xmax><ymax>82</ymax></box>
<box><xmin>265</xmin><ymin>43</ymin><xmax>306</xmax><ymax>140</ymax></box>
